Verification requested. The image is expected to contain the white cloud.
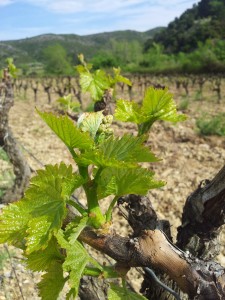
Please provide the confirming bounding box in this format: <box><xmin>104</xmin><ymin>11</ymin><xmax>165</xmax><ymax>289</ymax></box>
<box><xmin>49</xmin><ymin>0</ymin><xmax>199</xmax><ymax>35</ymax></box>
<box><xmin>61</xmin><ymin>0</ymin><xmax>199</xmax><ymax>34</ymax></box>
<box><xmin>115</xmin><ymin>8</ymin><xmax>177</xmax><ymax>31</ymax></box>
<box><xmin>21</xmin><ymin>0</ymin><xmax>199</xmax><ymax>14</ymax></box>
<box><xmin>0</xmin><ymin>0</ymin><xmax>200</xmax><ymax>13</ymax></box>
<box><xmin>112</xmin><ymin>0</ymin><xmax>199</xmax><ymax>28</ymax></box>
<box><xmin>0</xmin><ymin>0</ymin><xmax>14</xmax><ymax>6</ymax></box>
<box><xmin>0</xmin><ymin>0</ymin><xmax>200</xmax><ymax>40</ymax></box>
<box><xmin>1</xmin><ymin>0</ymin><xmax>199</xmax><ymax>14</ymax></box>
<box><xmin>21</xmin><ymin>0</ymin><xmax>150</xmax><ymax>14</ymax></box>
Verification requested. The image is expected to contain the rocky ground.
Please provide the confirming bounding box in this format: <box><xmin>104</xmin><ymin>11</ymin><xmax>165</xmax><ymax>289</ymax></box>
<box><xmin>0</xmin><ymin>84</ymin><xmax>225</xmax><ymax>299</ymax></box>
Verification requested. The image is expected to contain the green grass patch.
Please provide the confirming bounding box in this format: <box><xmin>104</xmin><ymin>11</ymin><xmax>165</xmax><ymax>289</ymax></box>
<box><xmin>196</xmin><ymin>113</ymin><xmax>225</xmax><ymax>136</ymax></box>
<box><xmin>194</xmin><ymin>90</ymin><xmax>203</xmax><ymax>101</ymax></box>
<box><xmin>0</xmin><ymin>148</ymin><xmax>9</xmax><ymax>162</ymax></box>
<box><xmin>178</xmin><ymin>98</ymin><xmax>189</xmax><ymax>111</ymax></box>
<box><xmin>0</xmin><ymin>249</ymin><xmax>8</xmax><ymax>270</ymax></box>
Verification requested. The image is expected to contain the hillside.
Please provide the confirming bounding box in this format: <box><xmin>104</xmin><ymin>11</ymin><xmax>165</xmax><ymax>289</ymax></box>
<box><xmin>1</xmin><ymin>0</ymin><xmax>225</xmax><ymax>74</ymax></box>
<box><xmin>0</xmin><ymin>28</ymin><xmax>163</xmax><ymax>69</ymax></box>
<box><xmin>145</xmin><ymin>0</ymin><xmax>225</xmax><ymax>53</ymax></box>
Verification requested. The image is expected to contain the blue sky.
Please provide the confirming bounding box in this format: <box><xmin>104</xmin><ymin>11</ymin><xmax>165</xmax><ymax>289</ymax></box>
<box><xmin>0</xmin><ymin>0</ymin><xmax>200</xmax><ymax>41</ymax></box>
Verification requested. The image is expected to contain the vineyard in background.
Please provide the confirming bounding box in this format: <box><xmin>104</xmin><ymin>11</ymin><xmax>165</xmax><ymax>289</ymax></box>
<box><xmin>11</xmin><ymin>73</ymin><xmax>225</xmax><ymax>116</ymax></box>
<box><xmin>11</xmin><ymin>73</ymin><xmax>225</xmax><ymax>103</ymax></box>
<box><xmin>1</xmin><ymin>70</ymin><xmax>224</xmax><ymax>203</ymax></box>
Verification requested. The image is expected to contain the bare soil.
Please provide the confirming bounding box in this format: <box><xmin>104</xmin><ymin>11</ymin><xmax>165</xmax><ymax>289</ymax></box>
<box><xmin>0</xmin><ymin>81</ymin><xmax>225</xmax><ymax>299</ymax></box>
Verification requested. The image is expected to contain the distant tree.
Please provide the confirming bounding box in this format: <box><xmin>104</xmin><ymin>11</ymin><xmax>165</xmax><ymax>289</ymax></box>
<box><xmin>19</xmin><ymin>63</ymin><xmax>29</xmax><ymax>76</ymax></box>
<box><xmin>125</xmin><ymin>40</ymin><xmax>143</xmax><ymax>68</ymax></box>
<box><xmin>145</xmin><ymin>0</ymin><xmax>225</xmax><ymax>54</ymax></box>
<box><xmin>140</xmin><ymin>43</ymin><xmax>176</xmax><ymax>72</ymax></box>
<box><xmin>197</xmin><ymin>0</ymin><xmax>211</xmax><ymax>17</ymax></box>
<box><xmin>109</xmin><ymin>39</ymin><xmax>143</xmax><ymax>67</ymax></box>
<box><xmin>91</xmin><ymin>52</ymin><xmax>118</xmax><ymax>69</ymax></box>
<box><xmin>43</xmin><ymin>43</ymin><xmax>74</xmax><ymax>75</ymax></box>
<box><xmin>213</xmin><ymin>40</ymin><xmax>225</xmax><ymax>61</ymax></box>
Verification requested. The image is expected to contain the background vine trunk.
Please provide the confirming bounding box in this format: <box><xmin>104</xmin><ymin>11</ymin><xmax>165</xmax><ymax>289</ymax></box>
<box><xmin>0</xmin><ymin>71</ymin><xmax>31</xmax><ymax>203</ymax></box>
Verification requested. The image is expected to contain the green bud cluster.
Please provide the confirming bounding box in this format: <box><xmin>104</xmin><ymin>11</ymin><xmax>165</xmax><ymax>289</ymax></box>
<box><xmin>102</xmin><ymin>115</ymin><xmax>113</xmax><ymax>125</ymax></box>
<box><xmin>98</xmin><ymin>114</ymin><xmax>114</xmax><ymax>134</ymax></box>
<box><xmin>98</xmin><ymin>125</ymin><xmax>114</xmax><ymax>134</ymax></box>
<box><xmin>95</xmin><ymin>114</ymin><xmax>114</xmax><ymax>143</ymax></box>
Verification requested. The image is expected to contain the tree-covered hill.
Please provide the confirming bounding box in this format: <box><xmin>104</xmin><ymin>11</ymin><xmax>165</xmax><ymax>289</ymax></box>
<box><xmin>1</xmin><ymin>0</ymin><xmax>225</xmax><ymax>75</ymax></box>
<box><xmin>145</xmin><ymin>0</ymin><xmax>225</xmax><ymax>54</ymax></box>
<box><xmin>0</xmin><ymin>28</ymin><xmax>163</xmax><ymax>71</ymax></box>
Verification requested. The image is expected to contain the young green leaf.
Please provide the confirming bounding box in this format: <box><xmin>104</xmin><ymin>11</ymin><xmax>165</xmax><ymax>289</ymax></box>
<box><xmin>77</xmin><ymin>54</ymin><xmax>93</xmax><ymax>72</ymax></box>
<box><xmin>32</xmin><ymin>163</ymin><xmax>85</xmax><ymax>198</ymax></box>
<box><xmin>6</xmin><ymin>57</ymin><xmax>18</xmax><ymax>78</ymax></box>
<box><xmin>65</xmin><ymin>215</ymin><xmax>89</xmax><ymax>245</ymax></box>
<box><xmin>57</xmin><ymin>94</ymin><xmax>80</xmax><ymax>113</ymax></box>
<box><xmin>37</xmin><ymin>110</ymin><xmax>94</xmax><ymax>150</ymax></box>
<box><xmin>77</xmin><ymin>134</ymin><xmax>159</xmax><ymax>168</ymax></box>
<box><xmin>79</xmin><ymin>69</ymin><xmax>110</xmax><ymax>101</ymax></box>
<box><xmin>0</xmin><ymin>163</ymin><xmax>84</xmax><ymax>254</ymax></box>
<box><xmin>97</xmin><ymin>167</ymin><xmax>165</xmax><ymax>199</ymax></box>
<box><xmin>77</xmin><ymin>57</ymin><xmax>132</xmax><ymax>102</ymax></box>
<box><xmin>112</xmin><ymin>67</ymin><xmax>132</xmax><ymax>86</ymax></box>
<box><xmin>26</xmin><ymin>237</ymin><xmax>64</xmax><ymax>272</ymax></box>
<box><xmin>38</xmin><ymin>261</ymin><xmax>66</xmax><ymax>300</ymax></box>
<box><xmin>114</xmin><ymin>99</ymin><xmax>144</xmax><ymax>124</ymax></box>
<box><xmin>57</xmin><ymin>230</ymin><xmax>94</xmax><ymax>298</ymax></box>
<box><xmin>115</xmin><ymin>87</ymin><xmax>187</xmax><ymax>134</ymax></box>
<box><xmin>25</xmin><ymin>164</ymin><xmax>84</xmax><ymax>253</ymax></box>
<box><xmin>26</xmin><ymin>213</ymin><xmax>65</xmax><ymax>254</ymax></box>
<box><xmin>108</xmin><ymin>283</ymin><xmax>147</xmax><ymax>300</ymax></box>
<box><xmin>142</xmin><ymin>87</ymin><xmax>187</xmax><ymax>123</ymax></box>
<box><xmin>77</xmin><ymin>111</ymin><xmax>104</xmax><ymax>139</ymax></box>
<box><xmin>97</xmin><ymin>134</ymin><xmax>159</xmax><ymax>163</ymax></box>
<box><xmin>0</xmin><ymin>200</ymin><xmax>31</xmax><ymax>249</ymax></box>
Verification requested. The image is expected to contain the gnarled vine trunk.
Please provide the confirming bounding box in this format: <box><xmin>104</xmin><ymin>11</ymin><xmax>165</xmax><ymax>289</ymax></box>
<box><xmin>0</xmin><ymin>71</ymin><xmax>30</xmax><ymax>203</ymax></box>
<box><xmin>76</xmin><ymin>164</ymin><xmax>225</xmax><ymax>300</ymax></box>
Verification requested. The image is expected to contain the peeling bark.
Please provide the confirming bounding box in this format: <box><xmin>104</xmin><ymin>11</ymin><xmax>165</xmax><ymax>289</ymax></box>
<box><xmin>0</xmin><ymin>71</ymin><xmax>31</xmax><ymax>203</ymax></box>
<box><xmin>79</xmin><ymin>276</ymin><xmax>109</xmax><ymax>300</ymax></box>
<box><xmin>79</xmin><ymin>226</ymin><xmax>225</xmax><ymax>299</ymax></box>
<box><xmin>76</xmin><ymin>190</ymin><xmax>225</xmax><ymax>299</ymax></box>
<box><xmin>177</xmin><ymin>165</ymin><xmax>225</xmax><ymax>260</ymax></box>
